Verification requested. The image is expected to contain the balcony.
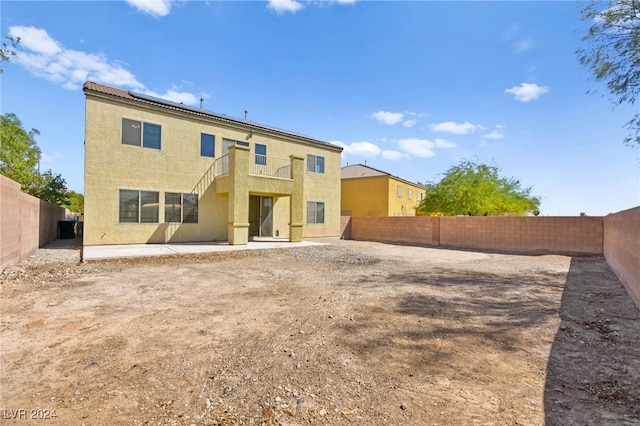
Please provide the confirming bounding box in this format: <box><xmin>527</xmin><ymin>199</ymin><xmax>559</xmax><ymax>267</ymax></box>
<box><xmin>250</xmin><ymin>155</ymin><xmax>291</xmax><ymax>179</ymax></box>
<box><xmin>214</xmin><ymin>154</ymin><xmax>292</xmax><ymax>180</ymax></box>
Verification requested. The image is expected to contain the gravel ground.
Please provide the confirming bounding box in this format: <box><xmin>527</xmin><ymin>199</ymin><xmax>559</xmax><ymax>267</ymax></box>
<box><xmin>1</xmin><ymin>238</ymin><xmax>638</xmax><ymax>425</ymax></box>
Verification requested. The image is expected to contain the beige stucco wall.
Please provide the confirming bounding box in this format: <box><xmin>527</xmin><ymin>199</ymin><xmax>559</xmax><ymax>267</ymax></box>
<box><xmin>341</xmin><ymin>175</ymin><xmax>424</xmax><ymax>217</ymax></box>
<box><xmin>386</xmin><ymin>176</ymin><xmax>424</xmax><ymax>216</ymax></box>
<box><xmin>341</xmin><ymin>176</ymin><xmax>388</xmax><ymax>216</ymax></box>
<box><xmin>84</xmin><ymin>93</ymin><xmax>341</xmax><ymax>245</ymax></box>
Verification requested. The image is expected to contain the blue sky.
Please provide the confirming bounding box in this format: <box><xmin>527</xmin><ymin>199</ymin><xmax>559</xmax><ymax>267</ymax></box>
<box><xmin>2</xmin><ymin>0</ymin><xmax>638</xmax><ymax>216</ymax></box>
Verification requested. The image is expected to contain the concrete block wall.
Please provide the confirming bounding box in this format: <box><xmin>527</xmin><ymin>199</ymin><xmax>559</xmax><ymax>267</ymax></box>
<box><xmin>346</xmin><ymin>212</ymin><xmax>639</xmax><ymax>310</ymax></box>
<box><xmin>1</xmin><ymin>175</ymin><xmax>66</xmax><ymax>270</ymax></box>
<box><xmin>340</xmin><ymin>216</ymin><xmax>352</xmax><ymax>239</ymax></box>
<box><xmin>350</xmin><ymin>216</ymin><xmax>441</xmax><ymax>246</ymax></box>
<box><xmin>604</xmin><ymin>207</ymin><xmax>640</xmax><ymax>310</ymax></box>
<box><xmin>347</xmin><ymin>215</ymin><xmax>603</xmax><ymax>255</ymax></box>
<box><xmin>440</xmin><ymin>216</ymin><xmax>603</xmax><ymax>255</ymax></box>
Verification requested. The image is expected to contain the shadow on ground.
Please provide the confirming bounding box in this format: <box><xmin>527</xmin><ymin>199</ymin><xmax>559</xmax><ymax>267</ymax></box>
<box><xmin>544</xmin><ymin>257</ymin><xmax>640</xmax><ymax>425</ymax></box>
<box><xmin>46</xmin><ymin>237</ymin><xmax>83</xmax><ymax>250</ymax></box>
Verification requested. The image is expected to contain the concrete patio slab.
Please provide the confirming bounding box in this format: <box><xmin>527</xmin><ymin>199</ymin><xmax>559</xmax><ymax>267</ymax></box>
<box><xmin>82</xmin><ymin>240</ymin><xmax>326</xmax><ymax>260</ymax></box>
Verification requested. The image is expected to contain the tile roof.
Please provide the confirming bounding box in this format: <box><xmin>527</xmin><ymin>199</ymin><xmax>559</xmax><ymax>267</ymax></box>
<box><xmin>341</xmin><ymin>163</ymin><xmax>424</xmax><ymax>187</ymax></box>
<box><xmin>83</xmin><ymin>81</ymin><xmax>342</xmax><ymax>152</ymax></box>
<box><xmin>341</xmin><ymin>163</ymin><xmax>387</xmax><ymax>179</ymax></box>
<box><xmin>84</xmin><ymin>81</ymin><xmax>133</xmax><ymax>99</ymax></box>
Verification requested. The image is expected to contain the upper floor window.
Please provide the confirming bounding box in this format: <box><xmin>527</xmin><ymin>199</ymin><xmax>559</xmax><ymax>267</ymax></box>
<box><xmin>307</xmin><ymin>154</ymin><xmax>325</xmax><ymax>173</ymax></box>
<box><xmin>222</xmin><ymin>138</ymin><xmax>250</xmax><ymax>155</ymax></box>
<box><xmin>408</xmin><ymin>188</ymin><xmax>413</xmax><ymax>200</ymax></box>
<box><xmin>200</xmin><ymin>133</ymin><xmax>215</xmax><ymax>157</ymax></box>
<box><xmin>418</xmin><ymin>192</ymin><xmax>425</xmax><ymax>201</ymax></box>
<box><xmin>122</xmin><ymin>118</ymin><xmax>161</xmax><ymax>149</ymax></box>
<box><xmin>255</xmin><ymin>143</ymin><xmax>267</xmax><ymax>165</ymax></box>
<box><xmin>397</xmin><ymin>185</ymin><xmax>403</xmax><ymax>197</ymax></box>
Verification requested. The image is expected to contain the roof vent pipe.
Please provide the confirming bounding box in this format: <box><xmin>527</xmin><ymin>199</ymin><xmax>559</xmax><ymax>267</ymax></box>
<box><xmin>200</xmin><ymin>98</ymin><xmax>204</xmax><ymax>110</ymax></box>
<box><xmin>245</xmin><ymin>110</ymin><xmax>248</xmax><ymax>121</ymax></box>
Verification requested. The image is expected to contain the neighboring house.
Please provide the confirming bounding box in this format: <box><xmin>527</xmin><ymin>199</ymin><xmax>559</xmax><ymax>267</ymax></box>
<box><xmin>341</xmin><ymin>164</ymin><xmax>425</xmax><ymax>217</ymax></box>
<box><xmin>83</xmin><ymin>81</ymin><xmax>343</xmax><ymax>246</ymax></box>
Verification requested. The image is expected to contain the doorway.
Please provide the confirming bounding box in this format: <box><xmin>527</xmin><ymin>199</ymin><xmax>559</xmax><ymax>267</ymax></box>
<box><xmin>249</xmin><ymin>195</ymin><xmax>273</xmax><ymax>238</ymax></box>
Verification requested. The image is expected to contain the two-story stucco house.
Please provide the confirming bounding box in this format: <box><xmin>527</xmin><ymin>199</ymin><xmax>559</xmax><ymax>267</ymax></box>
<box><xmin>83</xmin><ymin>81</ymin><xmax>343</xmax><ymax>246</ymax></box>
<box><xmin>341</xmin><ymin>163</ymin><xmax>425</xmax><ymax>217</ymax></box>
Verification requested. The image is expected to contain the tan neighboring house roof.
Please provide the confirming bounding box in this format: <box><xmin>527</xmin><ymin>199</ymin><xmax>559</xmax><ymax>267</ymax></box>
<box><xmin>83</xmin><ymin>81</ymin><xmax>342</xmax><ymax>153</ymax></box>
<box><xmin>341</xmin><ymin>163</ymin><xmax>424</xmax><ymax>188</ymax></box>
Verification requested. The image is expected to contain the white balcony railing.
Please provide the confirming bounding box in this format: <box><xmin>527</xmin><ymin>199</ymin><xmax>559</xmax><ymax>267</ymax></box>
<box><xmin>213</xmin><ymin>154</ymin><xmax>292</xmax><ymax>179</ymax></box>
<box><xmin>214</xmin><ymin>154</ymin><xmax>229</xmax><ymax>177</ymax></box>
<box><xmin>250</xmin><ymin>155</ymin><xmax>291</xmax><ymax>179</ymax></box>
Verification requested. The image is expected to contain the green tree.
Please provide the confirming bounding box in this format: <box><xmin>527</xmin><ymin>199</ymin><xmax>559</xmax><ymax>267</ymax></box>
<box><xmin>0</xmin><ymin>36</ymin><xmax>20</xmax><ymax>73</ymax></box>
<box><xmin>0</xmin><ymin>112</ymin><xmax>41</xmax><ymax>190</ymax></box>
<box><xmin>578</xmin><ymin>0</ymin><xmax>640</xmax><ymax>148</ymax></box>
<box><xmin>63</xmin><ymin>190</ymin><xmax>84</xmax><ymax>214</ymax></box>
<box><xmin>32</xmin><ymin>170</ymin><xmax>69</xmax><ymax>206</ymax></box>
<box><xmin>0</xmin><ymin>112</ymin><xmax>69</xmax><ymax>206</ymax></box>
<box><xmin>416</xmin><ymin>160</ymin><xmax>540</xmax><ymax>216</ymax></box>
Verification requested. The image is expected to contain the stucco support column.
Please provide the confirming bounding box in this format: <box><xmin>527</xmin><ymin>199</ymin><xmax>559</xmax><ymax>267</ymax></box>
<box><xmin>227</xmin><ymin>145</ymin><xmax>250</xmax><ymax>245</ymax></box>
<box><xmin>289</xmin><ymin>155</ymin><xmax>305</xmax><ymax>242</ymax></box>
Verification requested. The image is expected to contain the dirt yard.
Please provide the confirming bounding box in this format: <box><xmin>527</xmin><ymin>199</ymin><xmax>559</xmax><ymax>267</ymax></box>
<box><xmin>1</xmin><ymin>239</ymin><xmax>638</xmax><ymax>425</ymax></box>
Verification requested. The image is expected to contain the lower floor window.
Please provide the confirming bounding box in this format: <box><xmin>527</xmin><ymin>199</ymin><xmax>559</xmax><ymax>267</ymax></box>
<box><xmin>307</xmin><ymin>201</ymin><xmax>325</xmax><ymax>224</ymax></box>
<box><xmin>165</xmin><ymin>192</ymin><xmax>198</xmax><ymax>223</ymax></box>
<box><xmin>119</xmin><ymin>189</ymin><xmax>159</xmax><ymax>223</ymax></box>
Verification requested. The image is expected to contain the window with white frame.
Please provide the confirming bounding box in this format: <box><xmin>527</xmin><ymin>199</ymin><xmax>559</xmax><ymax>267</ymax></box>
<box><xmin>255</xmin><ymin>143</ymin><xmax>267</xmax><ymax>165</ymax></box>
<box><xmin>222</xmin><ymin>139</ymin><xmax>250</xmax><ymax>155</ymax></box>
<box><xmin>418</xmin><ymin>192</ymin><xmax>425</xmax><ymax>201</ymax></box>
<box><xmin>119</xmin><ymin>189</ymin><xmax>159</xmax><ymax>223</ymax></box>
<box><xmin>408</xmin><ymin>188</ymin><xmax>413</xmax><ymax>200</ymax></box>
<box><xmin>307</xmin><ymin>201</ymin><xmax>325</xmax><ymax>224</ymax></box>
<box><xmin>307</xmin><ymin>154</ymin><xmax>325</xmax><ymax>173</ymax></box>
<box><xmin>397</xmin><ymin>185</ymin><xmax>403</xmax><ymax>197</ymax></box>
<box><xmin>122</xmin><ymin>118</ymin><xmax>161</xmax><ymax>149</ymax></box>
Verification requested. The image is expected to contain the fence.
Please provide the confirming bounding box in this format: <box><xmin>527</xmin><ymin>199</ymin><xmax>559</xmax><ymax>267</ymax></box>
<box><xmin>342</xmin><ymin>212</ymin><xmax>639</xmax><ymax>309</ymax></box>
<box><xmin>343</xmin><ymin>215</ymin><xmax>603</xmax><ymax>255</ymax></box>
<box><xmin>1</xmin><ymin>175</ymin><xmax>66</xmax><ymax>270</ymax></box>
<box><xmin>603</xmin><ymin>207</ymin><xmax>640</xmax><ymax>310</ymax></box>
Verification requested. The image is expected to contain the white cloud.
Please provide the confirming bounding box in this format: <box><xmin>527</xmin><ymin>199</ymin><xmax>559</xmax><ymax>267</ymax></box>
<box><xmin>8</xmin><ymin>26</ymin><xmax>61</xmax><ymax>55</ymax></box>
<box><xmin>144</xmin><ymin>88</ymin><xmax>199</xmax><ymax>105</ymax></box>
<box><xmin>7</xmin><ymin>26</ymin><xmax>200</xmax><ymax>106</ymax></box>
<box><xmin>370</xmin><ymin>110</ymin><xmax>420</xmax><ymax>127</ymax></box>
<box><xmin>397</xmin><ymin>138</ymin><xmax>436</xmax><ymax>158</ymax></box>
<box><xmin>515</xmin><ymin>38</ymin><xmax>534</xmax><ymax>53</ymax></box>
<box><xmin>41</xmin><ymin>151</ymin><xmax>65</xmax><ymax>167</ymax></box>
<box><xmin>505</xmin><ymin>82</ymin><xmax>549</xmax><ymax>102</ymax></box>
<box><xmin>382</xmin><ymin>150</ymin><xmax>409</xmax><ymax>160</ymax></box>
<box><xmin>334</xmin><ymin>141</ymin><xmax>381</xmax><ymax>158</ymax></box>
<box><xmin>125</xmin><ymin>0</ymin><xmax>173</xmax><ymax>17</ymax></box>
<box><xmin>370</xmin><ymin>111</ymin><xmax>404</xmax><ymax>125</ymax></box>
<box><xmin>482</xmin><ymin>130</ymin><xmax>504</xmax><ymax>140</ymax></box>
<box><xmin>429</xmin><ymin>121</ymin><xmax>477</xmax><ymax>135</ymax></box>
<box><xmin>267</xmin><ymin>0</ymin><xmax>304</xmax><ymax>14</ymax></box>
<box><xmin>268</xmin><ymin>0</ymin><xmax>355</xmax><ymax>13</ymax></box>
<box><xmin>434</xmin><ymin>138</ymin><xmax>456</xmax><ymax>148</ymax></box>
